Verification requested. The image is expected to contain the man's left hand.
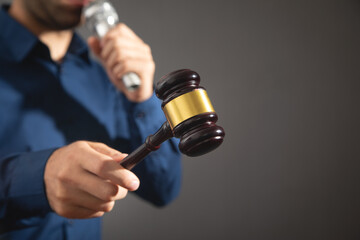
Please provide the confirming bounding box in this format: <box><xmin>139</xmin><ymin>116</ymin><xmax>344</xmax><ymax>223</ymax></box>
<box><xmin>88</xmin><ymin>23</ymin><xmax>155</xmax><ymax>103</ymax></box>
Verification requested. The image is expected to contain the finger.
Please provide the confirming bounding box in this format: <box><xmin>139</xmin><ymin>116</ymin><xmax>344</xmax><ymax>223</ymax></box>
<box><xmin>106</xmin><ymin>48</ymin><xmax>152</xmax><ymax>72</ymax></box>
<box><xmin>100</xmin><ymin>24</ymin><xmax>143</xmax><ymax>60</ymax></box>
<box><xmin>112</xmin><ymin>153</ymin><xmax>128</xmax><ymax>163</ymax></box>
<box><xmin>101</xmin><ymin>38</ymin><xmax>150</xmax><ymax>64</ymax></box>
<box><xmin>91</xmin><ymin>159</ymin><xmax>140</xmax><ymax>192</ymax></box>
<box><xmin>113</xmin><ymin>58</ymin><xmax>154</xmax><ymax>80</ymax></box>
<box><xmin>64</xmin><ymin>186</ymin><xmax>117</xmax><ymax>212</ymax></box>
<box><xmin>87</xmin><ymin>141</ymin><xmax>122</xmax><ymax>158</ymax></box>
<box><xmin>75</xmin><ymin>192</ymin><xmax>115</xmax><ymax>213</ymax></box>
<box><xmin>100</xmin><ymin>38</ymin><xmax>115</xmax><ymax>60</ymax></box>
<box><xmin>109</xmin><ymin>59</ymin><xmax>154</xmax><ymax>102</ymax></box>
<box><xmin>58</xmin><ymin>204</ymin><xmax>105</xmax><ymax>219</ymax></box>
<box><xmin>105</xmin><ymin>50</ymin><xmax>119</xmax><ymax>70</ymax></box>
<box><xmin>103</xmin><ymin>23</ymin><xmax>141</xmax><ymax>44</ymax></box>
<box><xmin>87</xmin><ymin>36</ymin><xmax>102</xmax><ymax>58</ymax></box>
<box><xmin>105</xmin><ymin>37</ymin><xmax>145</xmax><ymax>51</ymax></box>
<box><xmin>77</xmin><ymin>169</ymin><xmax>128</xmax><ymax>201</ymax></box>
<box><xmin>79</xmin><ymin>145</ymin><xmax>140</xmax><ymax>191</ymax></box>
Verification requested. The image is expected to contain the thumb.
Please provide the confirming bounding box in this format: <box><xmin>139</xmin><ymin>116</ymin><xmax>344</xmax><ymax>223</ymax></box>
<box><xmin>87</xmin><ymin>36</ymin><xmax>102</xmax><ymax>58</ymax></box>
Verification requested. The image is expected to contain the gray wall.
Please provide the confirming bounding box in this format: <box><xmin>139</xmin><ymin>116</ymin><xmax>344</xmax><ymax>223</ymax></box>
<box><xmin>3</xmin><ymin>0</ymin><xmax>360</xmax><ymax>239</ymax></box>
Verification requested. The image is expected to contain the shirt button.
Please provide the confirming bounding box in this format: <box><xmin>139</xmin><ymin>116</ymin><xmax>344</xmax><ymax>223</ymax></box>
<box><xmin>136</xmin><ymin>111</ymin><xmax>145</xmax><ymax>118</ymax></box>
<box><xmin>68</xmin><ymin>220</ymin><xmax>73</xmax><ymax>226</ymax></box>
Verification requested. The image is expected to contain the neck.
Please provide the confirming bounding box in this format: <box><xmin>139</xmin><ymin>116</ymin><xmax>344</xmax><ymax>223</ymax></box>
<box><xmin>39</xmin><ymin>31</ymin><xmax>73</xmax><ymax>62</ymax></box>
<box><xmin>9</xmin><ymin>2</ymin><xmax>73</xmax><ymax>62</ymax></box>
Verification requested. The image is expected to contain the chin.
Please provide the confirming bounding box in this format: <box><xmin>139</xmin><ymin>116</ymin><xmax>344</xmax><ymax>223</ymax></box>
<box><xmin>52</xmin><ymin>8</ymin><xmax>83</xmax><ymax>30</ymax></box>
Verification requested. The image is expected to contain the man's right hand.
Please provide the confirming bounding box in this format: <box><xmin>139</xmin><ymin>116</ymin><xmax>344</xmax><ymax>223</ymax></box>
<box><xmin>44</xmin><ymin>141</ymin><xmax>139</xmax><ymax>219</ymax></box>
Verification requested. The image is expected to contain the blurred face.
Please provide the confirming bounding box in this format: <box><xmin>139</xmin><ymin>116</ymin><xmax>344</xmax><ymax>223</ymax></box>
<box><xmin>20</xmin><ymin>0</ymin><xmax>92</xmax><ymax>30</ymax></box>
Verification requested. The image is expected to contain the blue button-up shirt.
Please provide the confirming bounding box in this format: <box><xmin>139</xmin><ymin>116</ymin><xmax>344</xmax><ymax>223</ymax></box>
<box><xmin>0</xmin><ymin>5</ymin><xmax>181</xmax><ymax>240</ymax></box>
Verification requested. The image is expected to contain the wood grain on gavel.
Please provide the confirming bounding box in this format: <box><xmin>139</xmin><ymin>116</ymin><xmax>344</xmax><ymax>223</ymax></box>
<box><xmin>119</xmin><ymin>69</ymin><xmax>225</xmax><ymax>170</ymax></box>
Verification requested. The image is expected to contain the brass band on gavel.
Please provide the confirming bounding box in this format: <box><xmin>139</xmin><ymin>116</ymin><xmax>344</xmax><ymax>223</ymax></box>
<box><xmin>162</xmin><ymin>89</ymin><xmax>215</xmax><ymax>129</ymax></box>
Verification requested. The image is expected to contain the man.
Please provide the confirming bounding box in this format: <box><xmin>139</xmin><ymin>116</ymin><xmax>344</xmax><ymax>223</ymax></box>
<box><xmin>0</xmin><ymin>0</ymin><xmax>182</xmax><ymax>239</ymax></box>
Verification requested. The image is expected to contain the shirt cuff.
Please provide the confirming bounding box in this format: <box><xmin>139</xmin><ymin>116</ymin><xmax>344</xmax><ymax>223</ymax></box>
<box><xmin>122</xmin><ymin>92</ymin><xmax>166</xmax><ymax>136</ymax></box>
<box><xmin>7</xmin><ymin>149</ymin><xmax>56</xmax><ymax>218</ymax></box>
<box><xmin>123</xmin><ymin>92</ymin><xmax>162</xmax><ymax>115</ymax></box>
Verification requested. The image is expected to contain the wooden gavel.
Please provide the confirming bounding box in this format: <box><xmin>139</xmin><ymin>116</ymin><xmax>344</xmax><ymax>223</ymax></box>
<box><xmin>119</xmin><ymin>69</ymin><xmax>225</xmax><ymax>170</ymax></box>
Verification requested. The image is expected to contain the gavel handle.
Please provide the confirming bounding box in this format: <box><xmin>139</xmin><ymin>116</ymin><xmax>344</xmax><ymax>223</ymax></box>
<box><xmin>119</xmin><ymin>121</ymin><xmax>174</xmax><ymax>170</ymax></box>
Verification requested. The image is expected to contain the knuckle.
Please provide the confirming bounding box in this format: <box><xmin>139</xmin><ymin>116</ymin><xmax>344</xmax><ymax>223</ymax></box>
<box><xmin>118</xmin><ymin>59</ymin><xmax>126</xmax><ymax>67</ymax></box>
<box><xmin>95</xmin><ymin>212</ymin><xmax>105</xmax><ymax>218</ymax></box>
<box><xmin>144</xmin><ymin>44</ymin><xmax>151</xmax><ymax>54</ymax></box>
<box><xmin>72</xmin><ymin>141</ymin><xmax>88</xmax><ymax>151</ymax></box>
<box><xmin>149</xmin><ymin>60</ymin><xmax>155</xmax><ymax>69</ymax></box>
<box><xmin>118</xmin><ymin>189</ymin><xmax>128</xmax><ymax>200</ymax></box>
<box><xmin>94</xmin><ymin>160</ymin><xmax>106</xmax><ymax>174</ymax></box>
<box><xmin>57</xmin><ymin>169</ymin><xmax>70</xmax><ymax>183</ymax></box>
<box><xmin>102</xmin><ymin>201</ymin><xmax>115</xmax><ymax>212</ymax></box>
<box><xmin>54</xmin><ymin>188</ymin><xmax>69</xmax><ymax>202</ymax></box>
<box><xmin>112</xmin><ymin>50</ymin><xmax>120</xmax><ymax>60</ymax></box>
<box><xmin>94</xmin><ymin>158</ymin><xmax>112</xmax><ymax>175</ymax></box>
<box><xmin>109</xmin><ymin>54</ymin><xmax>120</xmax><ymax>67</ymax></box>
<box><xmin>57</xmin><ymin>194</ymin><xmax>70</xmax><ymax>204</ymax></box>
<box><xmin>100</xmin><ymin>49</ymin><xmax>107</xmax><ymax>59</ymax></box>
<box><xmin>65</xmin><ymin>151</ymin><xmax>77</xmax><ymax>163</ymax></box>
<box><xmin>57</xmin><ymin>167</ymin><xmax>76</xmax><ymax>186</ymax></box>
<box><xmin>119</xmin><ymin>62</ymin><xmax>128</xmax><ymax>72</ymax></box>
<box><xmin>108</xmin><ymin>184</ymin><xmax>120</xmax><ymax>197</ymax></box>
<box><xmin>122</xmin><ymin>61</ymin><xmax>130</xmax><ymax>70</ymax></box>
<box><xmin>73</xmin><ymin>140</ymin><xmax>86</xmax><ymax>147</ymax></box>
<box><xmin>103</xmin><ymin>184</ymin><xmax>119</xmax><ymax>201</ymax></box>
<box><xmin>56</xmin><ymin>204</ymin><xmax>68</xmax><ymax>217</ymax></box>
<box><xmin>95</xmin><ymin>141</ymin><xmax>104</xmax><ymax>146</ymax></box>
<box><xmin>115</xmin><ymin>38</ymin><xmax>123</xmax><ymax>47</ymax></box>
<box><xmin>117</xmin><ymin>23</ymin><xmax>126</xmax><ymax>31</ymax></box>
<box><xmin>95</xmin><ymin>142</ymin><xmax>107</xmax><ymax>150</ymax></box>
<box><xmin>144</xmin><ymin>61</ymin><xmax>155</xmax><ymax>72</ymax></box>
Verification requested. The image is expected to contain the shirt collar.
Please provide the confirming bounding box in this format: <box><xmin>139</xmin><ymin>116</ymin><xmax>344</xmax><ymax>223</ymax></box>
<box><xmin>0</xmin><ymin>4</ymin><xmax>90</xmax><ymax>63</ymax></box>
<box><xmin>67</xmin><ymin>33</ymin><xmax>91</xmax><ymax>64</ymax></box>
<box><xmin>0</xmin><ymin>5</ymin><xmax>39</xmax><ymax>62</ymax></box>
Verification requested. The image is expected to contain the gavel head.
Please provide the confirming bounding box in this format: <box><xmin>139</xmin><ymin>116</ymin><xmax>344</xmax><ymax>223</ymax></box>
<box><xmin>155</xmin><ymin>69</ymin><xmax>225</xmax><ymax>157</ymax></box>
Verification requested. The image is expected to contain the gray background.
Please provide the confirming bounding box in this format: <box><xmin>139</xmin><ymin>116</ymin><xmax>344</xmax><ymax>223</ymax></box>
<box><xmin>3</xmin><ymin>0</ymin><xmax>360</xmax><ymax>239</ymax></box>
<box><xmin>99</xmin><ymin>1</ymin><xmax>360</xmax><ymax>239</ymax></box>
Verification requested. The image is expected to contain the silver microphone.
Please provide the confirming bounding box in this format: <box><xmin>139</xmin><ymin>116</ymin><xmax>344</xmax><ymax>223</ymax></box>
<box><xmin>84</xmin><ymin>0</ymin><xmax>141</xmax><ymax>91</ymax></box>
